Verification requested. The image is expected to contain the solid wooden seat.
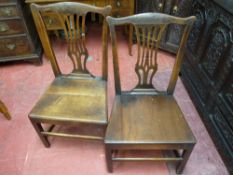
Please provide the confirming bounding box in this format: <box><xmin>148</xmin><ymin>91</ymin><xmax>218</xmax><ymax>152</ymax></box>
<box><xmin>105</xmin><ymin>95</ymin><xmax>195</xmax><ymax>144</ymax></box>
<box><xmin>30</xmin><ymin>76</ymin><xmax>107</xmax><ymax>124</ymax></box>
<box><xmin>29</xmin><ymin>2</ymin><xmax>111</xmax><ymax>147</ymax></box>
<box><xmin>105</xmin><ymin>13</ymin><xmax>196</xmax><ymax>174</ymax></box>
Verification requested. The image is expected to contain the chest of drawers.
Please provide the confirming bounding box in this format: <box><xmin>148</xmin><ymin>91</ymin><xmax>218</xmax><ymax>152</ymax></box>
<box><xmin>0</xmin><ymin>0</ymin><xmax>42</xmax><ymax>64</ymax></box>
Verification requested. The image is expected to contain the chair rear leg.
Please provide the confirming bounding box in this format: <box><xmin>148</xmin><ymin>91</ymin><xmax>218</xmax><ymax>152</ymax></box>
<box><xmin>105</xmin><ymin>145</ymin><xmax>113</xmax><ymax>173</ymax></box>
<box><xmin>30</xmin><ymin>119</ymin><xmax>50</xmax><ymax>148</ymax></box>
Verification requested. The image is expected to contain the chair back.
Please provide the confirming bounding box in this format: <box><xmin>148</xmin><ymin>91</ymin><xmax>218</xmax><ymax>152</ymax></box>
<box><xmin>107</xmin><ymin>13</ymin><xmax>196</xmax><ymax>95</ymax></box>
<box><xmin>31</xmin><ymin>2</ymin><xmax>111</xmax><ymax>79</ymax></box>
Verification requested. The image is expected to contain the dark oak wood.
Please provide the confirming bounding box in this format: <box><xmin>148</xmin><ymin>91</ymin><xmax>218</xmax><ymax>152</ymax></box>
<box><xmin>29</xmin><ymin>2</ymin><xmax>111</xmax><ymax>147</ymax></box>
<box><xmin>181</xmin><ymin>0</ymin><xmax>233</xmax><ymax>173</ymax></box>
<box><xmin>0</xmin><ymin>0</ymin><xmax>42</xmax><ymax>63</ymax></box>
<box><xmin>105</xmin><ymin>13</ymin><xmax>196</xmax><ymax>174</ymax></box>
<box><xmin>0</xmin><ymin>99</ymin><xmax>11</xmax><ymax>120</ymax></box>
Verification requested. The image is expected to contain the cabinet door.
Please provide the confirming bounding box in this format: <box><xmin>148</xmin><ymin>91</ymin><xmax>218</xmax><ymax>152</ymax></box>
<box><xmin>136</xmin><ymin>0</ymin><xmax>164</xmax><ymax>13</ymax></box>
<box><xmin>161</xmin><ymin>0</ymin><xmax>193</xmax><ymax>53</ymax></box>
<box><xmin>135</xmin><ymin>0</ymin><xmax>193</xmax><ymax>53</ymax></box>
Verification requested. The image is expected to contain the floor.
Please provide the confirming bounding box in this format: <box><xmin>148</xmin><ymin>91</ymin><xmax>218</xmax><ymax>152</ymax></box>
<box><xmin>0</xmin><ymin>24</ymin><xmax>229</xmax><ymax>175</ymax></box>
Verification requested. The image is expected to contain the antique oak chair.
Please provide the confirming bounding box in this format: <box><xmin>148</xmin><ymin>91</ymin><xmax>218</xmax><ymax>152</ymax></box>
<box><xmin>105</xmin><ymin>13</ymin><xmax>196</xmax><ymax>174</ymax></box>
<box><xmin>29</xmin><ymin>2</ymin><xmax>111</xmax><ymax>147</ymax></box>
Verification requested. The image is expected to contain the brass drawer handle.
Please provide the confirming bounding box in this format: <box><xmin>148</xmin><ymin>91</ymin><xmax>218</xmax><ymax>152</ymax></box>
<box><xmin>158</xmin><ymin>3</ymin><xmax>163</xmax><ymax>11</ymax></box>
<box><xmin>116</xmin><ymin>0</ymin><xmax>121</xmax><ymax>7</ymax></box>
<box><xmin>0</xmin><ymin>22</ymin><xmax>9</xmax><ymax>32</ymax></box>
<box><xmin>1</xmin><ymin>8</ymin><xmax>13</xmax><ymax>16</ymax></box>
<box><xmin>6</xmin><ymin>43</ymin><xmax>16</xmax><ymax>50</ymax></box>
<box><xmin>173</xmin><ymin>5</ymin><xmax>178</xmax><ymax>13</ymax></box>
<box><xmin>48</xmin><ymin>18</ymin><xmax>53</xmax><ymax>25</ymax></box>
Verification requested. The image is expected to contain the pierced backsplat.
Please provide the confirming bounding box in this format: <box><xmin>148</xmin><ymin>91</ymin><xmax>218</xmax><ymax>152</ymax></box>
<box><xmin>30</xmin><ymin>2</ymin><xmax>111</xmax><ymax>79</ymax></box>
<box><xmin>135</xmin><ymin>25</ymin><xmax>167</xmax><ymax>88</ymax></box>
<box><xmin>107</xmin><ymin>13</ymin><xmax>196</xmax><ymax>95</ymax></box>
<box><xmin>57</xmin><ymin>13</ymin><xmax>89</xmax><ymax>74</ymax></box>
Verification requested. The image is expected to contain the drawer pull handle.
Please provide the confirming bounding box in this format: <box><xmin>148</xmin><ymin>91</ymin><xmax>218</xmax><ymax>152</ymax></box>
<box><xmin>173</xmin><ymin>5</ymin><xmax>178</xmax><ymax>13</ymax></box>
<box><xmin>116</xmin><ymin>1</ymin><xmax>121</xmax><ymax>7</ymax></box>
<box><xmin>48</xmin><ymin>18</ymin><xmax>53</xmax><ymax>25</ymax></box>
<box><xmin>0</xmin><ymin>22</ymin><xmax>9</xmax><ymax>32</ymax></box>
<box><xmin>6</xmin><ymin>44</ymin><xmax>16</xmax><ymax>50</ymax></box>
<box><xmin>158</xmin><ymin>3</ymin><xmax>163</xmax><ymax>11</ymax></box>
<box><xmin>1</xmin><ymin>8</ymin><xmax>12</xmax><ymax>16</ymax></box>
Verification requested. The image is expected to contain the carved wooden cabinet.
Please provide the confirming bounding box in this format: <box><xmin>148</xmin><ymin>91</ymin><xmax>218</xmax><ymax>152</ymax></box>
<box><xmin>0</xmin><ymin>0</ymin><xmax>42</xmax><ymax>63</ymax></box>
<box><xmin>181</xmin><ymin>0</ymin><xmax>233</xmax><ymax>173</ymax></box>
<box><xmin>135</xmin><ymin>0</ymin><xmax>193</xmax><ymax>53</ymax></box>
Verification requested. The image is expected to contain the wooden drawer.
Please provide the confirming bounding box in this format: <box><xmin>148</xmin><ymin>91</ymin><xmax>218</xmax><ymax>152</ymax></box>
<box><xmin>42</xmin><ymin>12</ymin><xmax>62</xmax><ymax>30</ymax></box>
<box><xmin>0</xmin><ymin>36</ymin><xmax>31</xmax><ymax>57</ymax></box>
<box><xmin>110</xmin><ymin>0</ymin><xmax>131</xmax><ymax>10</ymax></box>
<box><xmin>0</xmin><ymin>19</ymin><xmax>25</xmax><ymax>36</ymax></box>
<box><xmin>0</xmin><ymin>5</ymin><xmax>19</xmax><ymax>18</ymax></box>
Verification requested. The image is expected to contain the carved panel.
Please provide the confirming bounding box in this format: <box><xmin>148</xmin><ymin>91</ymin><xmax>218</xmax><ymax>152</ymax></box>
<box><xmin>198</xmin><ymin>10</ymin><xmax>233</xmax><ymax>91</ymax></box>
<box><xmin>182</xmin><ymin>0</ymin><xmax>233</xmax><ymax>173</ymax></box>
<box><xmin>201</xmin><ymin>22</ymin><xmax>231</xmax><ymax>78</ymax></box>
<box><xmin>182</xmin><ymin>59</ymin><xmax>207</xmax><ymax>105</ymax></box>
<box><xmin>218</xmin><ymin>70</ymin><xmax>233</xmax><ymax>128</ymax></box>
<box><xmin>187</xmin><ymin>1</ymin><xmax>206</xmax><ymax>57</ymax></box>
<box><xmin>210</xmin><ymin>107</ymin><xmax>233</xmax><ymax>158</ymax></box>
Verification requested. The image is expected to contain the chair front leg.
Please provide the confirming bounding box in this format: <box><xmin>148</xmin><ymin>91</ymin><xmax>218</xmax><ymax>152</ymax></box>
<box><xmin>176</xmin><ymin>146</ymin><xmax>194</xmax><ymax>174</ymax></box>
<box><xmin>105</xmin><ymin>145</ymin><xmax>113</xmax><ymax>173</ymax></box>
<box><xmin>30</xmin><ymin>119</ymin><xmax>50</xmax><ymax>148</ymax></box>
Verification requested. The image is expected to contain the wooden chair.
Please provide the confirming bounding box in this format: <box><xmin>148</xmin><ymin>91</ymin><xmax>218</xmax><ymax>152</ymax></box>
<box><xmin>29</xmin><ymin>2</ymin><xmax>111</xmax><ymax>147</ymax></box>
<box><xmin>105</xmin><ymin>13</ymin><xmax>196</xmax><ymax>174</ymax></box>
<box><xmin>0</xmin><ymin>100</ymin><xmax>11</xmax><ymax>120</ymax></box>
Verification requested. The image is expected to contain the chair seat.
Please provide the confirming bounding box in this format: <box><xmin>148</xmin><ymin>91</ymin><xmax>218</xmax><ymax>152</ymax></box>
<box><xmin>105</xmin><ymin>94</ymin><xmax>196</xmax><ymax>144</ymax></box>
<box><xmin>29</xmin><ymin>76</ymin><xmax>107</xmax><ymax>125</ymax></box>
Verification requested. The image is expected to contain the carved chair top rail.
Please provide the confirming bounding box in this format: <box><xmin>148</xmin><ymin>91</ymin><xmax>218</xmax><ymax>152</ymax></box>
<box><xmin>31</xmin><ymin>2</ymin><xmax>112</xmax><ymax>16</ymax></box>
<box><xmin>107</xmin><ymin>13</ymin><xmax>196</xmax><ymax>95</ymax></box>
<box><xmin>106</xmin><ymin>13</ymin><xmax>196</xmax><ymax>26</ymax></box>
